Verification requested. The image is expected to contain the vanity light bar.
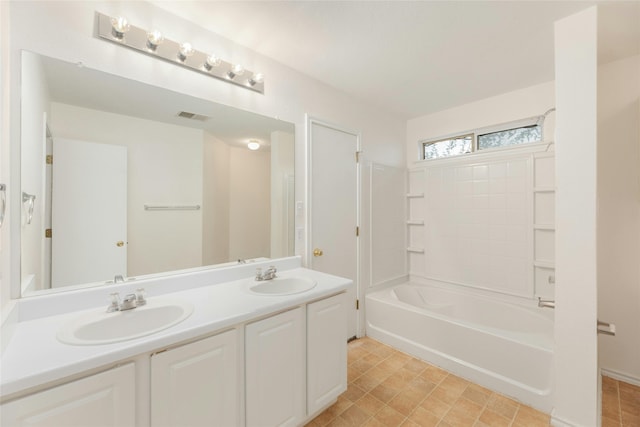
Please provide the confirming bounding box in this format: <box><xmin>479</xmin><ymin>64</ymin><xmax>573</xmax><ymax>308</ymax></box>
<box><xmin>95</xmin><ymin>12</ymin><xmax>265</xmax><ymax>94</ymax></box>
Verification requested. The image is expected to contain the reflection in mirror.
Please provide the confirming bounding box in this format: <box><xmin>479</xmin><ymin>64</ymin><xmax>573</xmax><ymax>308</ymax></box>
<box><xmin>20</xmin><ymin>51</ymin><xmax>295</xmax><ymax>297</ymax></box>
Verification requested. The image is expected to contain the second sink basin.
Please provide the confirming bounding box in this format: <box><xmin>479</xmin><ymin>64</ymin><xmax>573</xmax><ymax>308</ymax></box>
<box><xmin>249</xmin><ymin>277</ymin><xmax>317</xmax><ymax>296</ymax></box>
<box><xmin>57</xmin><ymin>297</ymin><xmax>194</xmax><ymax>346</ymax></box>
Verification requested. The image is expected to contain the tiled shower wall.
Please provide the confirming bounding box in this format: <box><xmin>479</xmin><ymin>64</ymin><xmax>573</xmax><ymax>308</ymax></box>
<box><xmin>407</xmin><ymin>146</ymin><xmax>555</xmax><ymax>299</ymax></box>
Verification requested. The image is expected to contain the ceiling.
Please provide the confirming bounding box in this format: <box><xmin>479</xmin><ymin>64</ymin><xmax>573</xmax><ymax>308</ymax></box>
<box><xmin>150</xmin><ymin>1</ymin><xmax>640</xmax><ymax>120</ymax></box>
<box><xmin>36</xmin><ymin>52</ymin><xmax>293</xmax><ymax>149</ymax></box>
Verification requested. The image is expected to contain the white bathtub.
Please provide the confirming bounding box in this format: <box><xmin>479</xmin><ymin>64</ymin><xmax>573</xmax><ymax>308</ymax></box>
<box><xmin>366</xmin><ymin>282</ymin><xmax>554</xmax><ymax>412</ymax></box>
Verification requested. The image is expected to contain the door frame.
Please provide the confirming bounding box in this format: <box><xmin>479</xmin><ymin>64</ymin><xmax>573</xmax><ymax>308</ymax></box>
<box><xmin>305</xmin><ymin>115</ymin><xmax>363</xmax><ymax>338</ymax></box>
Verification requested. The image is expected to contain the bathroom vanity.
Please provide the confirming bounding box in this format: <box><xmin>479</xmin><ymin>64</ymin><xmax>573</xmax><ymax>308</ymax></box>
<box><xmin>0</xmin><ymin>257</ymin><xmax>350</xmax><ymax>426</ymax></box>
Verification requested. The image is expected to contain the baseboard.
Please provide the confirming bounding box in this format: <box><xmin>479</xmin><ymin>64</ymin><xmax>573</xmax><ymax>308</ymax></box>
<box><xmin>601</xmin><ymin>367</ymin><xmax>640</xmax><ymax>387</ymax></box>
<box><xmin>550</xmin><ymin>415</ymin><xmax>577</xmax><ymax>427</ymax></box>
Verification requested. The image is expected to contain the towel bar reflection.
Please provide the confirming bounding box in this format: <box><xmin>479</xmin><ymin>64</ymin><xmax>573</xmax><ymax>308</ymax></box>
<box><xmin>144</xmin><ymin>204</ymin><xmax>201</xmax><ymax>211</ymax></box>
<box><xmin>22</xmin><ymin>192</ymin><xmax>36</xmax><ymax>224</ymax></box>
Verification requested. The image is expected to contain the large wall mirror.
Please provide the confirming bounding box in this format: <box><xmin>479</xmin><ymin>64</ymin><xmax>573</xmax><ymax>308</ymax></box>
<box><xmin>20</xmin><ymin>51</ymin><xmax>295</xmax><ymax>297</ymax></box>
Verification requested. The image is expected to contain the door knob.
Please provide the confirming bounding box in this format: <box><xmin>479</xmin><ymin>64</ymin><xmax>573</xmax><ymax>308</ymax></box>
<box><xmin>116</xmin><ymin>241</ymin><xmax>125</xmax><ymax>247</ymax></box>
<box><xmin>313</xmin><ymin>248</ymin><xmax>323</xmax><ymax>257</ymax></box>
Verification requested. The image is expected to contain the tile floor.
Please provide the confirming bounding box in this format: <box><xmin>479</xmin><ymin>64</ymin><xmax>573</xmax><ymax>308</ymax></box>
<box><xmin>308</xmin><ymin>337</ymin><xmax>640</xmax><ymax>427</ymax></box>
<box><xmin>602</xmin><ymin>375</ymin><xmax>640</xmax><ymax>426</ymax></box>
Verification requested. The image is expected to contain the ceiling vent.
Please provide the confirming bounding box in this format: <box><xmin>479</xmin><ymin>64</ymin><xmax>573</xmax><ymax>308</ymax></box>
<box><xmin>177</xmin><ymin>111</ymin><xmax>210</xmax><ymax>121</ymax></box>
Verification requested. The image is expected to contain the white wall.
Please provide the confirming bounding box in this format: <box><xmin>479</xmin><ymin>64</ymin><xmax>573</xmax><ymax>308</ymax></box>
<box><xmin>406</xmin><ymin>81</ymin><xmax>556</xmax><ymax>166</ymax></box>
<box><xmin>19</xmin><ymin>52</ymin><xmax>50</xmax><ymax>292</ymax></box>
<box><xmin>597</xmin><ymin>54</ymin><xmax>640</xmax><ymax>383</ymax></box>
<box><xmin>202</xmin><ymin>133</ymin><xmax>230</xmax><ymax>265</ymax></box>
<box><xmin>0</xmin><ymin>0</ymin><xmax>10</xmax><ymax>310</ymax></box>
<box><xmin>228</xmin><ymin>146</ymin><xmax>270</xmax><ymax>261</ymax></box>
<box><xmin>50</xmin><ymin>103</ymin><xmax>204</xmax><ymax>277</ymax></box>
<box><xmin>553</xmin><ymin>6</ymin><xmax>599</xmax><ymax>426</ymax></box>
<box><xmin>3</xmin><ymin>0</ymin><xmax>406</xmax><ymax>304</ymax></box>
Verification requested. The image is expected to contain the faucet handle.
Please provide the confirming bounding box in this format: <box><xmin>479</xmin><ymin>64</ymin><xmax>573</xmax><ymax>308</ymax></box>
<box><xmin>255</xmin><ymin>267</ymin><xmax>263</xmax><ymax>281</ymax></box>
<box><xmin>107</xmin><ymin>292</ymin><xmax>121</xmax><ymax>312</ymax></box>
<box><xmin>135</xmin><ymin>288</ymin><xmax>147</xmax><ymax>306</ymax></box>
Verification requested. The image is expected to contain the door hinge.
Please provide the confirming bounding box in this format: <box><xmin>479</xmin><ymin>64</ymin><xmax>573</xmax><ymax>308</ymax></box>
<box><xmin>45</xmin><ymin>229</ymin><xmax>52</xmax><ymax>238</ymax></box>
<box><xmin>356</xmin><ymin>226</ymin><xmax>359</xmax><ymax>237</ymax></box>
<box><xmin>356</xmin><ymin>299</ymin><xmax>360</xmax><ymax>310</ymax></box>
<box><xmin>46</xmin><ymin>155</ymin><xmax>53</xmax><ymax>165</ymax></box>
<box><xmin>355</xmin><ymin>151</ymin><xmax>361</xmax><ymax>163</ymax></box>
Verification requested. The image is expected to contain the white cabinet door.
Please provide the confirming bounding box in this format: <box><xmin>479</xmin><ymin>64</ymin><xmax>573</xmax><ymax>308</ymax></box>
<box><xmin>1</xmin><ymin>364</ymin><xmax>135</xmax><ymax>427</ymax></box>
<box><xmin>246</xmin><ymin>307</ymin><xmax>305</xmax><ymax>427</ymax></box>
<box><xmin>150</xmin><ymin>329</ymin><xmax>238</xmax><ymax>427</ymax></box>
<box><xmin>307</xmin><ymin>292</ymin><xmax>348</xmax><ymax>414</ymax></box>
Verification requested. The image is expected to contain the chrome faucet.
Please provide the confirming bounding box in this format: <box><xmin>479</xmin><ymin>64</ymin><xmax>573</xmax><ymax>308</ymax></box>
<box><xmin>538</xmin><ymin>297</ymin><xmax>555</xmax><ymax>309</ymax></box>
<box><xmin>107</xmin><ymin>288</ymin><xmax>147</xmax><ymax>312</ymax></box>
<box><xmin>255</xmin><ymin>266</ymin><xmax>277</xmax><ymax>281</ymax></box>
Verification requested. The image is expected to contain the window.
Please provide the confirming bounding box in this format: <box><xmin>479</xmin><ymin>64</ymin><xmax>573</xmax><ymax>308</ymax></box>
<box><xmin>477</xmin><ymin>124</ymin><xmax>542</xmax><ymax>150</ymax></box>
<box><xmin>420</xmin><ymin>116</ymin><xmax>544</xmax><ymax>160</ymax></box>
<box><xmin>423</xmin><ymin>134</ymin><xmax>472</xmax><ymax>160</ymax></box>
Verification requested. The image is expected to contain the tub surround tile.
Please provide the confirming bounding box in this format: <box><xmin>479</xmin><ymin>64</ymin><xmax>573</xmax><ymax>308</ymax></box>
<box><xmin>311</xmin><ymin>336</ymin><xmax>635</xmax><ymax>427</ymax></box>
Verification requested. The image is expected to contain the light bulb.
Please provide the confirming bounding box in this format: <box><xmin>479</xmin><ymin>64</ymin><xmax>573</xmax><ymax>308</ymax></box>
<box><xmin>111</xmin><ymin>16</ymin><xmax>131</xmax><ymax>39</ymax></box>
<box><xmin>178</xmin><ymin>42</ymin><xmax>195</xmax><ymax>61</ymax></box>
<box><xmin>204</xmin><ymin>54</ymin><xmax>221</xmax><ymax>70</ymax></box>
<box><xmin>146</xmin><ymin>30</ymin><xmax>164</xmax><ymax>50</ymax></box>
<box><xmin>248</xmin><ymin>72</ymin><xmax>264</xmax><ymax>86</ymax></box>
<box><xmin>227</xmin><ymin>64</ymin><xmax>245</xmax><ymax>79</ymax></box>
<box><xmin>247</xmin><ymin>140</ymin><xmax>260</xmax><ymax>151</ymax></box>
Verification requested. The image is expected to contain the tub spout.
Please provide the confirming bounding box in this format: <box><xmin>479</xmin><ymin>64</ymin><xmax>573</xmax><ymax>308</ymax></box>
<box><xmin>538</xmin><ymin>297</ymin><xmax>555</xmax><ymax>309</ymax></box>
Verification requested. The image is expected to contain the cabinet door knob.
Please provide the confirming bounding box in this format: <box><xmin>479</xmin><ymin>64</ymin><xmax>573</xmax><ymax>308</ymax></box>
<box><xmin>313</xmin><ymin>248</ymin><xmax>323</xmax><ymax>257</ymax></box>
<box><xmin>116</xmin><ymin>241</ymin><xmax>125</xmax><ymax>247</ymax></box>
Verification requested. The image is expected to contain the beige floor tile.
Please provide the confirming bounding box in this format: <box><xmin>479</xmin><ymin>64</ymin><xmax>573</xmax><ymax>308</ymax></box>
<box><xmin>429</xmin><ymin>384</ymin><xmax>463</xmax><ymax>405</ymax></box>
<box><xmin>420</xmin><ymin>366</ymin><xmax>449</xmax><ymax>384</ymax></box>
<box><xmin>362</xmin><ymin>352</ymin><xmax>386</xmax><ymax>366</ymax></box>
<box><xmin>370</xmin><ymin>382</ymin><xmax>400</xmax><ymax>403</ymax></box>
<box><xmin>366</xmin><ymin>365</ymin><xmax>392</xmax><ymax>383</ymax></box>
<box><xmin>602</xmin><ymin>416</ymin><xmax>622</xmax><ymax>427</ymax></box>
<box><xmin>512</xmin><ymin>405</ymin><xmax>551</xmax><ymax>426</ymax></box>
<box><xmin>387</xmin><ymin>388</ymin><xmax>425</xmax><ymax>416</ymax></box>
<box><xmin>354</xmin><ymin>393</ymin><xmax>385</xmax><ymax>416</ymax></box>
<box><xmin>419</xmin><ymin>394</ymin><xmax>451</xmax><ymax>418</ymax></box>
<box><xmin>354</xmin><ymin>373</ymin><xmax>382</xmax><ymax>393</ymax></box>
<box><xmin>326</xmin><ymin>416</ymin><xmax>352</xmax><ymax>427</ymax></box>
<box><xmin>441</xmin><ymin>405</ymin><xmax>477</xmax><ymax>427</ymax></box>
<box><xmin>485</xmin><ymin>393</ymin><xmax>519</xmax><ymax>420</ymax></box>
<box><xmin>373</xmin><ymin>405</ymin><xmax>407</xmax><ymax>426</ymax></box>
<box><xmin>383</xmin><ymin>374</ymin><xmax>412</xmax><ymax>392</ymax></box>
<box><xmin>461</xmin><ymin>383</ymin><xmax>492</xmax><ymax>407</ymax></box>
<box><xmin>361</xmin><ymin>417</ymin><xmax>387</xmax><ymax>427</ymax></box>
<box><xmin>340</xmin><ymin>404</ymin><xmax>371</xmax><ymax>426</ymax></box>
<box><xmin>309</xmin><ymin>338</ymin><xmax>583</xmax><ymax>427</ymax></box>
<box><xmin>404</xmin><ymin>358</ymin><xmax>428</xmax><ymax>374</ymax></box>
<box><xmin>407</xmin><ymin>406</ymin><xmax>441</xmax><ymax>427</ymax></box>
<box><xmin>343</xmin><ymin>383</ymin><xmax>367</xmax><ymax>402</ymax></box>
<box><xmin>478</xmin><ymin>408</ymin><xmax>512</xmax><ymax>427</ymax></box>
<box><xmin>451</xmin><ymin>397</ymin><xmax>483</xmax><ymax>419</ymax></box>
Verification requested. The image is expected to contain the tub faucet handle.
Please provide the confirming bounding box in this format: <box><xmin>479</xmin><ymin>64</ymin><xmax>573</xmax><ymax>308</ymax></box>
<box><xmin>537</xmin><ymin>297</ymin><xmax>555</xmax><ymax>309</ymax></box>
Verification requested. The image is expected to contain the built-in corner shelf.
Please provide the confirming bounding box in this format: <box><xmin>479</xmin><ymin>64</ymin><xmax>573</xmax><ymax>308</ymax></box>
<box><xmin>533</xmin><ymin>186</ymin><xmax>555</xmax><ymax>193</ymax></box>
<box><xmin>406</xmin><ymin>220</ymin><xmax>424</xmax><ymax>226</ymax></box>
<box><xmin>406</xmin><ymin>193</ymin><xmax>424</xmax><ymax>199</ymax></box>
<box><xmin>533</xmin><ymin>224</ymin><xmax>555</xmax><ymax>231</ymax></box>
<box><xmin>407</xmin><ymin>247</ymin><xmax>425</xmax><ymax>254</ymax></box>
<box><xmin>534</xmin><ymin>260</ymin><xmax>555</xmax><ymax>269</ymax></box>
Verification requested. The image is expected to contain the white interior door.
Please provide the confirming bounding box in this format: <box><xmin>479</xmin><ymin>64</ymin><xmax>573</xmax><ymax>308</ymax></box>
<box><xmin>309</xmin><ymin>119</ymin><xmax>359</xmax><ymax>339</ymax></box>
<box><xmin>52</xmin><ymin>138</ymin><xmax>127</xmax><ymax>287</ymax></box>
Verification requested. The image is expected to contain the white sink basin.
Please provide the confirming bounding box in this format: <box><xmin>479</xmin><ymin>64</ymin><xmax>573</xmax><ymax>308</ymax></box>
<box><xmin>57</xmin><ymin>297</ymin><xmax>194</xmax><ymax>345</ymax></box>
<box><xmin>249</xmin><ymin>277</ymin><xmax>317</xmax><ymax>296</ymax></box>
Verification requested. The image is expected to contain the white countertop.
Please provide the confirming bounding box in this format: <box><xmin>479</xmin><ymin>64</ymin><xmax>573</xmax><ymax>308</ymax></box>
<box><xmin>0</xmin><ymin>265</ymin><xmax>351</xmax><ymax>399</ymax></box>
